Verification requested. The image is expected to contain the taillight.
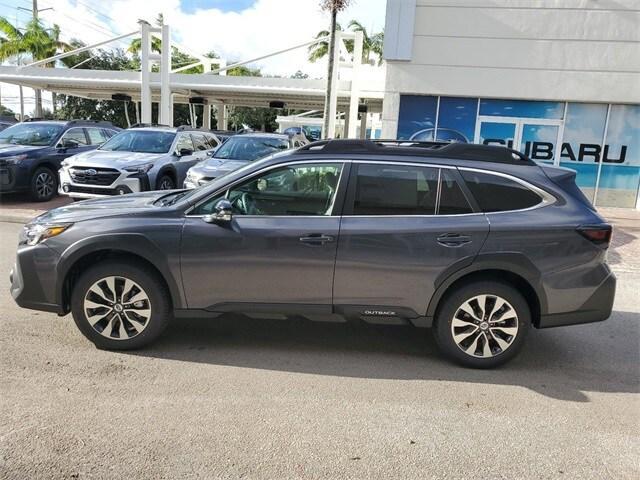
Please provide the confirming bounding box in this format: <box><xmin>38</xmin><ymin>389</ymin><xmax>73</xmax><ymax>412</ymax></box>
<box><xmin>577</xmin><ymin>225</ymin><xmax>612</xmax><ymax>248</ymax></box>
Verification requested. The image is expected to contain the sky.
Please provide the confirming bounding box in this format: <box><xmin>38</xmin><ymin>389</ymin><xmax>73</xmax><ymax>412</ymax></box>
<box><xmin>0</xmin><ymin>0</ymin><xmax>387</xmax><ymax>116</ymax></box>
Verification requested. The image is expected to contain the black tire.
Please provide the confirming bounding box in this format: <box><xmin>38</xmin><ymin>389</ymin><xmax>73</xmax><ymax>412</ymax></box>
<box><xmin>71</xmin><ymin>260</ymin><xmax>171</xmax><ymax>350</ymax></box>
<box><xmin>156</xmin><ymin>174</ymin><xmax>175</xmax><ymax>190</ymax></box>
<box><xmin>29</xmin><ymin>166</ymin><xmax>58</xmax><ymax>202</ymax></box>
<box><xmin>433</xmin><ymin>280</ymin><xmax>530</xmax><ymax>368</ymax></box>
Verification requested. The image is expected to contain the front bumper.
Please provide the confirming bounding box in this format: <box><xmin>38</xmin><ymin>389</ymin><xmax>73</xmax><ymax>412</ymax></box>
<box><xmin>10</xmin><ymin>242</ymin><xmax>65</xmax><ymax>314</ymax></box>
<box><xmin>58</xmin><ymin>166</ymin><xmax>147</xmax><ymax>199</ymax></box>
<box><xmin>0</xmin><ymin>160</ymin><xmax>30</xmax><ymax>193</ymax></box>
<box><xmin>538</xmin><ymin>272</ymin><xmax>616</xmax><ymax>328</ymax></box>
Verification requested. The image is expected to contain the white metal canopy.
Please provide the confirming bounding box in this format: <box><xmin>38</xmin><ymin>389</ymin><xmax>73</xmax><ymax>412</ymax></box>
<box><xmin>0</xmin><ymin>21</ymin><xmax>385</xmax><ymax>137</ymax></box>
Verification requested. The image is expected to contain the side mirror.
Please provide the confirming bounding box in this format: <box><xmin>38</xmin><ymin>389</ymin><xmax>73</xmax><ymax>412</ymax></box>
<box><xmin>203</xmin><ymin>198</ymin><xmax>233</xmax><ymax>225</ymax></box>
<box><xmin>178</xmin><ymin>147</ymin><xmax>194</xmax><ymax>157</ymax></box>
<box><xmin>60</xmin><ymin>139</ymin><xmax>79</xmax><ymax>149</ymax></box>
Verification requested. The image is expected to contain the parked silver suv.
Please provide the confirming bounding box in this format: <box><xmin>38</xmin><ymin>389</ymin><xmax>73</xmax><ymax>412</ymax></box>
<box><xmin>59</xmin><ymin>126</ymin><xmax>220</xmax><ymax>199</ymax></box>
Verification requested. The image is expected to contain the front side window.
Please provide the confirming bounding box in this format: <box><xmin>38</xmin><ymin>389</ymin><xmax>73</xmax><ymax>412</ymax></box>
<box><xmin>86</xmin><ymin>128</ymin><xmax>109</xmax><ymax>145</ymax></box>
<box><xmin>0</xmin><ymin>123</ymin><xmax>63</xmax><ymax>146</ymax></box>
<box><xmin>191</xmin><ymin>133</ymin><xmax>209</xmax><ymax>151</ymax></box>
<box><xmin>60</xmin><ymin>128</ymin><xmax>88</xmax><ymax>146</ymax></box>
<box><xmin>193</xmin><ymin>163</ymin><xmax>343</xmax><ymax>216</ymax></box>
<box><xmin>99</xmin><ymin>130</ymin><xmax>175</xmax><ymax>154</ymax></box>
<box><xmin>352</xmin><ymin>163</ymin><xmax>439</xmax><ymax>215</ymax></box>
<box><xmin>176</xmin><ymin>134</ymin><xmax>194</xmax><ymax>153</ymax></box>
<box><xmin>461</xmin><ymin>170</ymin><xmax>542</xmax><ymax>212</ymax></box>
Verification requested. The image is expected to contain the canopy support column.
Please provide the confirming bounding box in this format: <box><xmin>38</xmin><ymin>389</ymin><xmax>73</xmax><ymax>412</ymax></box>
<box><xmin>347</xmin><ymin>30</ymin><xmax>363</xmax><ymax>138</ymax></box>
<box><xmin>159</xmin><ymin>23</ymin><xmax>172</xmax><ymax>126</ymax></box>
<box><xmin>139</xmin><ymin>20</ymin><xmax>152</xmax><ymax>124</ymax></box>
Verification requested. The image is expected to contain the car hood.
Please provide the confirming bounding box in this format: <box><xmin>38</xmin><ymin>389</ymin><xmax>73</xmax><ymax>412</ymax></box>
<box><xmin>31</xmin><ymin>191</ymin><xmax>171</xmax><ymax>224</ymax></box>
<box><xmin>0</xmin><ymin>144</ymin><xmax>45</xmax><ymax>156</ymax></box>
<box><xmin>65</xmin><ymin>149</ymin><xmax>166</xmax><ymax>167</ymax></box>
<box><xmin>192</xmin><ymin>158</ymin><xmax>249</xmax><ymax>176</ymax></box>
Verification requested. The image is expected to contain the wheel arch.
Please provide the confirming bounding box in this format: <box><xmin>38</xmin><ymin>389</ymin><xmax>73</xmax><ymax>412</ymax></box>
<box><xmin>427</xmin><ymin>254</ymin><xmax>546</xmax><ymax>328</ymax></box>
<box><xmin>155</xmin><ymin>165</ymin><xmax>177</xmax><ymax>189</ymax></box>
<box><xmin>57</xmin><ymin>234</ymin><xmax>185</xmax><ymax>314</ymax></box>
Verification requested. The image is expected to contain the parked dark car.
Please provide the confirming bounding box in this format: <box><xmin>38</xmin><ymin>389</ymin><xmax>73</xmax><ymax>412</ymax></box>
<box><xmin>0</xmin><ymin>120</ymin><xmax>119</xmax><ymax>201</ymax></box>
<box><xmin>183</xmin><ymin>132</ymin><xmax>307</xmax><ymax>188</ymax></box>
<box><xmin>10</xmin><ymin>139</ymin><xmax>615</xmax><ymax>368</ymax></box>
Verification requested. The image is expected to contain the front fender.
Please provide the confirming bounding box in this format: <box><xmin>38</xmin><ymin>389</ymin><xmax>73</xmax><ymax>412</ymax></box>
<box><xmin>55</xmin><ymin>232</ymin><xmax>185</xmax><ymax>310</ymax></box>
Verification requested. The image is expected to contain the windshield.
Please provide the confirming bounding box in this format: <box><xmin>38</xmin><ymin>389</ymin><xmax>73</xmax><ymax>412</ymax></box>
<box><xmin>99</xmin><ymin>130</ymin><xmax>175</xmax><ymax>154</ymax></box>
<box><xmin>213</xmin><ymin>136</ymin><xmax>289</xmax><ymax>161</ymax></box>
<box><xmin>0</xmin><ymin>123</ymin><xmax>63</xmax><ymax>146</ymax></box>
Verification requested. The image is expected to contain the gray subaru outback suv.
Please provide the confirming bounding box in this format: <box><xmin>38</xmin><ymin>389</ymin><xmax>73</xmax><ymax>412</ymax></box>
<box><xmin>10</xmin><ymin>139</ymin><xmax>616</xmax><ymax>368</ymax></box>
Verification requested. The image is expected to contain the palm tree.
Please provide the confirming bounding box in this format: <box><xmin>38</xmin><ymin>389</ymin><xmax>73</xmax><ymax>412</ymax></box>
<box><xmin>347</xmin><ymin>20</ymin><xmax>384</xmax><ymax>65</ymax></box>
<box><xmin>128</xmin><ymin>14</ymin><xmax>163</xmax><ymax>55</ymax></box>
<box><xmin>0</xmin><ymin>17</ymin><xmax>69</xmax><ymax>117</ymax></box>
<box><xmin>308</xmin><ymin>23</ymin><xmax>344</xmax><ymax>62</ymax></box>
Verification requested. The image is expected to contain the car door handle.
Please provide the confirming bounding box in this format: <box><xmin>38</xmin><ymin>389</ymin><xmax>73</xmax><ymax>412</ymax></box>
<box><xmin>437</xmin><ymin>233</ymin><xmax>472</xmax><ymax>247</ymax></box>
<box><xmin>299</xmin><ymin>233</ymin><xmax>335</xmax><ymax>245</ymax></box>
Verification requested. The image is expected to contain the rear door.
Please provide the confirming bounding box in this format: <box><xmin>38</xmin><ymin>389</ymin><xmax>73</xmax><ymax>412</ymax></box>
<box><xmin>332</xmin><ymin>161</ymin><xmax>490</xmax><ymax>317</ymax></box>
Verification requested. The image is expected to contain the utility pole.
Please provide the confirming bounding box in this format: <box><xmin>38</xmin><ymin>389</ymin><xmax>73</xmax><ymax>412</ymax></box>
<box><xmin>22</xmin><ymin>0</ymin><xmax>53</xmax><ymax>117</ymax></box>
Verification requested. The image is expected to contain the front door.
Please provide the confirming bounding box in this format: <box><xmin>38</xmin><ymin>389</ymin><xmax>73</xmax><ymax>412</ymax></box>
<box><xmin>333</xmin><ymin>162</ymin><xmax>490</xmax><ymax>317</ymax></box>
<box><xmin>181</xmin><ymin>161</ymin><xmax>347</xmax><ymax>312</ymax></box>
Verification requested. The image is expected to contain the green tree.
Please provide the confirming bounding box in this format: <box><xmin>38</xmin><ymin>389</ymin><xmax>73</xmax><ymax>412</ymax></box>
<box><xmin>307</xmin><ymin>23</ymin><xmax>343</xmax><ymax>62</ymax></box>
<box><xmin>0</xmin><ymin>17</ymin><xmax>69</xmax><ymax>116</ymax></box>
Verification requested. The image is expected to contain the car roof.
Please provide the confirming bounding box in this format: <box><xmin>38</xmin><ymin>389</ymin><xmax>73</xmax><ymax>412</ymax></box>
<box><xmin>21</xmin><ymin>119</ymin><xmax>117</xmax><ymax>127</ymax></box>
<box><xmin>235</xmin><ymin>132</ymin><xmax>289</xmax><ymax>139</ymax></box>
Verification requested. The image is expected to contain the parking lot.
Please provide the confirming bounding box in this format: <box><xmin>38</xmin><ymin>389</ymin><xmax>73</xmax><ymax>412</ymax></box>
<box><xmin>0</xmin><ymin>208</ymin><xmax>639</xmax><ymax>479</ymax></box>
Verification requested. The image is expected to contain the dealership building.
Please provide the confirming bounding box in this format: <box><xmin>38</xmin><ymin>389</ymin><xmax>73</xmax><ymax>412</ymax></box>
<box><xmin>381</xmin><ymin>0</ymin><xmax>640</xmax><ymax>209</ymax></box>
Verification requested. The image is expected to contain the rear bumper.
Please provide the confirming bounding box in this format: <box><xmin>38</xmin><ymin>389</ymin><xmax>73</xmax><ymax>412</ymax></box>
<box><xmin>538</xmin><ymin>272</ymin><xmax>616</xmax><ymax>328</ymax></box>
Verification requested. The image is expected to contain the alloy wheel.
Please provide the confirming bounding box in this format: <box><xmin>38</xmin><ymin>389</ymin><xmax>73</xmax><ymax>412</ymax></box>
<box><xmin>450</xmin><ymin>294</ymin><xmax>519</xmax><ymax>358</ymax></box>
<box><xmin>83</xmin><ymin>276</ymin><xmax>152</xmax><ymax>340</ymax></box>
<box><xmin>159</xmin><ymin>177</ymin><xmax>174</xmax><ymax>190</ymax></box>
<box><xmin>35</xmin><ymin>171</ymin><xmax>55</xmax><ymax>199</ymax></box>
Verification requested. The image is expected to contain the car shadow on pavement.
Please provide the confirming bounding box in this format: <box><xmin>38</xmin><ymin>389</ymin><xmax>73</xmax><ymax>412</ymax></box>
<box><xmin>127</xmin><ymin>311</ymin><xmax>640</xmax><ymax>403</ymax></box>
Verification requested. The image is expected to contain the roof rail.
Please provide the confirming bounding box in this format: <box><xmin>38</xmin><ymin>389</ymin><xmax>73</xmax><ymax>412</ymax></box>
<box><xmin>68</xmin><ymin>119</ymin><xmax>114</xmax><ymax>125</ymax></box>
<box><xmin>299</xmin><ymin>139</ymin><xmax>535</xmax><ymax>165</ymax></box>
<box><xmin>129</xmin><ymin>123</ymin><xmax>171</xmax><ymax>128</ymax></box>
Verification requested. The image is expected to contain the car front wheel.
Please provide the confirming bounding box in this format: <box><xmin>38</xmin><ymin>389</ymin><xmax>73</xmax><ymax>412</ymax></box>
<box><xmin>71</xmin><ymin>261</ymin><xmax>171</xmax><ymax>350</ymax></box>
<box><xmin>30</xmin><ymin>166</ymin><xmax>57</xmax><ymax>202</ymax></box>
<box><xmin>433</xmin><ymin>280</ymin><xmax>530</xmax><ymax>368</ymax></box>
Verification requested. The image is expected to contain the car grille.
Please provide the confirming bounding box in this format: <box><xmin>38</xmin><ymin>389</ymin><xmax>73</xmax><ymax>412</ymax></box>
<box><xmin>69</xmin><ymin>166</ymin><xmax>120</xmax><ymax>186</ymax></box>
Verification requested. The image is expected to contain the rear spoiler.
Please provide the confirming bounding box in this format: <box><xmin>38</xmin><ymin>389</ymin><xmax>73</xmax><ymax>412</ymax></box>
<box><xmin>540</xmin><ymin>165</ymin><xmax>596</xmax><ymax>210</ymax></box>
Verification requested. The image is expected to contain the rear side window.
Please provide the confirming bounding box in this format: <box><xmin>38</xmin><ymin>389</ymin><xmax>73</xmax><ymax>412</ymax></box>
<box><xmin>439</xmin><ymin>170</ymin><xmax>473</xmax><ymax>215</ymax></box>
<box><xmin>353</xmin><ymin>164</ymin><xmax>439</xmax><ymax>215</ymax></box>
<box><xmin>461</xmin><ymin>170</ymin><xmax>542</xmax><ymax>212</ymax></box>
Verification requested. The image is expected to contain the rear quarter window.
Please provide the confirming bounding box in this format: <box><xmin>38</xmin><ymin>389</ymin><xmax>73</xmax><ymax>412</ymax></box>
<box><xmin>461</xmin><ymin>170</ymin><xmax>542</xmax><ymax>212</ymax></box>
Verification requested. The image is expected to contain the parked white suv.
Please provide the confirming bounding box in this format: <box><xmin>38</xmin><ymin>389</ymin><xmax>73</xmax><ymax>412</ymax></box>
<box><xmin>59</xmin><ymin>126</ymin><xmax>220</xmax><ymax>199</ymax></box>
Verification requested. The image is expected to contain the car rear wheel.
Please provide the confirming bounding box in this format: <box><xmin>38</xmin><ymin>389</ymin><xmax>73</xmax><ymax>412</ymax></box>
<box><xmin>433</xmin><ymin>280</ymin><xmax>530</xmax><ymax>368</ymax></box>
<box><xmin>71</xmin><ymin>261</ymin><xmax>171</xmax><ymax>350</ymax></box>
<box><xmin>156</xmin><ymin>174</ymin><xmax>175</xmax><ymax>190</ymax></box>
<box><xmin>30</xmin><ymin>166</ymin><xmax>57</xmax><ymax>202</ymax></box>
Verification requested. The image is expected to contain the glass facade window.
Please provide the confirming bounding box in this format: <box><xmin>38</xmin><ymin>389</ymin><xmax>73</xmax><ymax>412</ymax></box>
<box><xmin>397</xmin><ymin>94</ymin><xmax>640</xmax><ymax>208</ymax></box>
<box><xmin>479</xmin><ymin>99</ymin><xmax>564</xmax><ymax>119</ymax></box>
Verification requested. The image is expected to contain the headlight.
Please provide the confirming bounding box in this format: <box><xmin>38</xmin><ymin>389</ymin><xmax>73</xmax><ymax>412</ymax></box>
<box><xmin>124</xmin><ymin>163</ymin><xmax>154</xmax><ymax>174</ymax></box>
<box><xmin>2</xmin><ymin>154</ymin><xmax>27</xmax><ymax>164</ymax></box>
<box><xmin>20</xmin><ymin>223</ymin><xmax>73</xmax><ymax>246</ymax></box>
<box><xmin>186</xmin><ymin>170</ymin><xmax>203</xmax><ymax>181</ymax></box>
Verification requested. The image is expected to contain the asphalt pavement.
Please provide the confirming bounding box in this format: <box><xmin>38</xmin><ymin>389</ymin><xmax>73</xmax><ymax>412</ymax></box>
<box><xmin>0</xmin><ymin>218</ymin><xmax>638</xmax><ymax>479</ymax></box>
